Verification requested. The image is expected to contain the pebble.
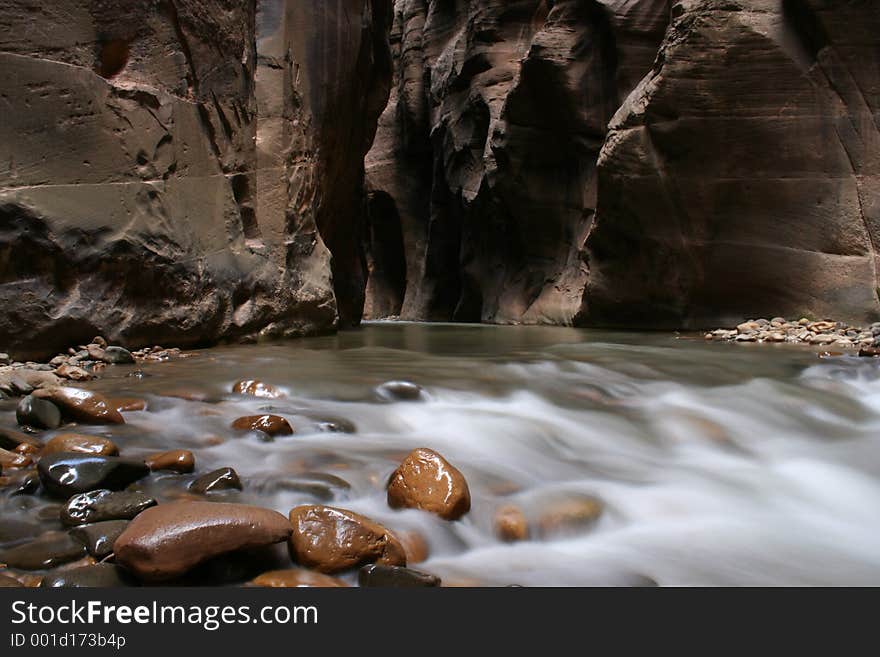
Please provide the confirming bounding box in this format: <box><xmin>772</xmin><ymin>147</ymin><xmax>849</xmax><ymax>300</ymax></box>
<box><xmin>231</xmin><ymin>415</ymin><xmax>293</xmax><ymax>437</ymax></box>
<box><xmin>43</xmin><ymin>433</ymin><xmax>119</xmax><ymax>457</ymax></box>
<box><xmin>102</xmin><ymin>347</ymin><xmax>135</xmax><ymax>364</ymax></box>
<box><xmin>113</xmin><ymin>501</ymin><xmax>292</xmax><ymax>581</ymax></box>
<box><xmin>249</xmin><ymin>569</ymin><xmax>349</xmax><ymax>588</ymax></box>
<box><xmin>0</xmin><ymin>447</ymin><xmax>32</xmax><ymax>469</ymax></box>
<box><xmin>61</xmin><ymin>490</ymin><xmax>158</xmax><ymax>526</ymax></box>
<box><xmin>0</xmin><ymin>573</ymin><xmax>23</xmax><ymax>587</ymax></box>
<box><xmin>708</xmin><ymin>317</ymin><xmax>879</xmax><ymax>350</ymax></box>
<box><xmin>232</xmin><ymin>380</ymin><xmax>285</xmax><ymax>399</ymax></box>
<box><xmin>375</xmin><ymin>381</ymin><xmax>425</xmax><ymax>402</ymax></box>
<box><xmin>537</xmin><ymin>497</ymin><xmax>603</xmax><ymax>537</ymax></box>
<box><xmin>288</xmin><ymin>505</ymin><xmax>406</xmax><ymax>574</ymax></box>
<box><xmin>69</xmin><ymin>520</ymin><xmax>130</xmax><ymax>559</ymax></box>
<box><xmin>494</xmin><ymin>505</ymin><xmax>530</xmax><ymax>542</ymax></box>
<box><xmin>145</xmin><ymin>450</ymin><xmax>194</xmax><ymax>473</ymax></box>
<box><xmin>386</xmin><ymin>448</ymin><xmax>471</xmax><ymax>520</ymax></box>
<box><xmin>358</xmin><ymin>564</ymin><xmax>441</xmax><ymax>588</ymax></box>
<box><xmin>32</xmin><ymin>387</ymin><xmax>125</xmax><ymax>425</ymax></box>
<box><xmin>189</xmin><ymin>467</ymin><xmax>242</xmax><ymax>494</ymax></box>
<box><xmin>0</xmin><ymin>531</ymin><xmax>87</xmax><ymax>570</ymax></box>
<box><xmin>16</xmin><ymin>395</ymin><xmax>62</xmax><ymax>430</ymax></box>
<box><xmin>38</xmin><ymin>453</ymin><xmax>149</xmax><ymax>498</ymax></box>
<box><xmin>55</xmin><ymin>364</ymin><xmax>93</xmax><ymax>381</ymax></box>
<box><xmin>41</xmin><ymin>564</ymin><xmax>134</xmax><ymax>588</ymax></box>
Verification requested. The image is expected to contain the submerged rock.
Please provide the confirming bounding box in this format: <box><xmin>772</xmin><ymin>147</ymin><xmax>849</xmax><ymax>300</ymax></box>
<box><xmin>38</xmin><ymin>453</ymin><xmax>149</xmax><ymax>498</ymax></box>
<box><xmin>358</xmin><ymin>564</ymin><xmax>440</xmax><ymax>588</ymax></box>
<box><xmin>375</xmin><ymin>381</ymin><xmax>424</xmax><ymax>402</ymax></box>
<box><xmin>288</xmin><ymin>505</ymin><xmax>406</xmax><ymax>574</ymax></box>
<box><xmin>189</xmin><ymin>468</ymin><xmax>242</xmax><ymax>494</ymax></box>
<box><xmin>232</xmin><ymin>380</ymin><xmax>285</xmax><ymax>399</ymax></box>
<box><xmin>113</xmin><ymin>502</ymin><xmax>292</xmax><ymax>582</ymax></box>
<box><xmin>494</xmin><ymin>505</ymin><xmax>530</xmax><ymax>543</ymax></box>
<box><xmin>0</xmin><ymin>531</ymin><xmax>87</xmax><ymax>570</ymax></box>
<box><xmin>0</xmin><ymin>574</ymin><xmax>23</xmax><ymax>587</ymax></box>
<box><xmin>60</xmin><ymin>490</ymin><xmax>157</xmax><ymax>526</ymax></box>
<box><xmin>41</xmin><ymin>564</ymin><xmax>135</xmax><ymax>588</ymax></box>
<box><xmin>249</xmin><ymin>569</ymin><xmax>348</xmax><ymax>588</ymax></box>
<box><xmin>387</xmin><ymin>448</ymin><xmax>471</xmax><ymax>520</ymax></box>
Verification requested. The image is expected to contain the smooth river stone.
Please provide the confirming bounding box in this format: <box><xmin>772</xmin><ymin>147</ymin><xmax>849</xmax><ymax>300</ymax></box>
<box><xmin>537</xmin><ymin>497</ymin><xmax>603</xmax><ymax>538</ymax></box>
<box><xmin>375</xmin><ymin>381</ymin><xmax>424</xmax><ymax>402</ymax></box>
<box><xmin>249</xmin><ymin>569</ymin><xmax>349</xmax><ymax>588</ymax></box>
<box><xmin>101</xmin><ymin>347</ymin><xmax>135</xmax><ymax>364</ymax></box>
<box><xmin>0</xmin><ymin>531</ymin><xmax>87</xmax><ymax>570</ymax></box>
<box><xmin>15</xmin><ymin>395</ymin><xmax>62</xmax><ymax>430</ymax></box>
<box><xmin>32</xmin><ymin>387</ymin><xmax>125</xmax><ymax>425</ymax></box>
<box><xmin>41</xmin><ymin>564</ymin><xmax>134</xmax><ymax>588</ymax></box>
<box><xmin>0</xmin><ymin>427</ymin><xmax>43</xmax><ymax>452</ymax></box>
<box><xmin>0</xmin><ymin>447</ymin><xmax>32</xmax><ymax>469</ymax></box>
<box><xmin>0</xmin><ymin>573</ymin><xmax>23</xmax><ymax>587</ymax></box>
<box><xmin>288</xmin><ymin>505</ymin><xmax>406</xmax><ymax>574</ymax></box>
<box><xmin>231</xmin><ymin>415</ymin><xmax>293</xmax><ymax>437</ymax></box>
<box><xmin>61</xmin><ymin>490</ymin><xmax>157</xmax><ymax>526</ymax></box>
<box><xmin>494</xmin><ymin>505</ymin><xmax>530</xmax><ymax>542</ymax></box>
<box><xmin>43</xmin><ymin>434</ymin><xmax>119</xmax><ymax>457</ymax></box>
<box><xmin>358</xmin><ymin>564</ymin><xmax>441</xmax><ymax>588</ymax></box>
<box><xmin>112</xmin><ymin>398</ymin><xmax>147</xmax><ymax>412</ymax></box>
<box><xmin>38</xmin><ymin>453</ymin><xmax>149</xmax><ymax>498</ymax></box>
<box><xmin>386</xmin><ymin>448</ymin><xmax>471</xmax><ymax>520</ymax></box>
<box><xmin>69</xmin><ymin>520</ymin><xmax>130</xmax><ymax>559</ymax></box>
<box><xmin>232</xmin><ymin>380</ymin><xmax>285</xmax><ymax>399</ymax></box>
<box><xmin>188</xmin><ymin>467</ymin><xmax>242</xmax><ymax>494</ymax></box>
<box><xmin>145</xmin><ymin>450</ymin><xmax>194</xmax><ymax>473</ymax></box>
<box><xmin>113</xmin><ymin>502</ymin><xmax>292</xmax><ymax>582</ymax></box>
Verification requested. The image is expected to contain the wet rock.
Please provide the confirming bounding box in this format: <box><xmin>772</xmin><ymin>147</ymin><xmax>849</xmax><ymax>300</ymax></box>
<box><xmin>189</xmin><ymin>468</ymin><xmax>242</xmax><ymax>494</ymax></box>
<box><xmin>232</xmin><ymin>380</ymin><xmax>285</xmax><ymax>399</ymax></box>
<box><xmin>0</xmin><ymin>531</ymin><xmax>87</xmax><ymax>570</ymax></box>
<box><xmin>102</xmin><ymin>347</ymin><xmax>135</xmax><ymax>365</ymax></box>
<box><xmin>38</xmin><ymin>453</ymin><xmax>149</xmax><ymax>498</ymax></box>
<box><xmin>249</xmin><ymin>569</ymin><xmax>349</xmax><ymax>588</ymax></box>
<box><xmin>69</xmin><ymin>520</ymin><xmax>130</xmax><ymax>559</ymax></box>
<box><xmin>9</xmin><ymin>471</ymin><xmax>40</xmax><ymax>496</ymax></box>
<box><xmin>387</xmin><ymin>448</ymin><xmax>471</xmax><ymax>520</ymax></box>
<box><xmin>537</xmin><ymin>497</ymin><xmax>603</xmax><ymax>538</ymax></box>
<box><xmin>0</xmin><ymin>447</ymin><xmax>32</xmax><ymax>469</ymax></box>
<box><xmin>113</xmin><ymin>501</ymin><xmax>292</xmax><ymax>582</ymax></box>
<box><xmin>145</xmin><ymin>450</ymin><xmax>194</xmax><ymax>474</ymax></box>
<box><xmin>41</xmin><ymin>564</ymin><xmax>135</xmax><ymax>588</ymax></box>
<box><xmin>859</xmin><ymin>346</ymin><xmax>880</xmax><ymax>358</ymax></box>
<box><xmin>315</xmin><ymin>418</ymin><xmax>357</xmax><ymax>434</ymax></box>
<box><xmin>358</xmin><ymin>564</ymin><xmax>440</xmax><ymax>588</ymax></box>
<box><xmin>398</xmin><ymin>531</ymin><xmax>430</xmax><ymax>564</ymax></box>
<box><xmin>0</xmin><ymin>428</ymin><xmax>43</xmax><ymax>453</ymax></box>
<box><xmin>55</xmin><ymin>364</ymin><xmax>93</xmax><ymax>381</ymax></box>
<box><xmin>375</xmin><ymin>381</ymin><xmax>424</xmax><ymax>402</ymax></box>
<box><xmin>112</xmin><ymin>398</ymin><xmax>147</xmax><ymax>412</ymax></box>
<box><xmin>32</xmin><ymin>387</ymin><xmax>124</xmax><ymax>425</ymax></box>
<box><xmin>288</xmin><ymin>505</ymin><xmax>406</xmax><ymax>574</ymax></box>
<box><xmin>494</xmin><ymin>505</ymin><xmax>530</xmax><ymax>543</ymax></box>
<box><xmin>61</xmin><ymin>490</ymin><xmax>157</xmax><ymax>526</ymax></box>
<box><xmin>0</xmin><ymin>518</ymin><xmax>42</xmax><ymax>546</ymax></box>
<box><xmin>231</xmin><ymin>415</ymin><xmax>293</xmax><ymax>437</ymax></box>
<box><xmin>43</xmin><ymin>434</ymin><xmax>119</xmax><ymax>457</ymax></box>
<box><xmin>16</xmin><ymin>395</ymin><xmax>61</xmax><ymax>430</ymax></box>
<box><xmin>0</xmin><ymin>573</ymin><xmax>23</xmax><ymax>587</ymax></box>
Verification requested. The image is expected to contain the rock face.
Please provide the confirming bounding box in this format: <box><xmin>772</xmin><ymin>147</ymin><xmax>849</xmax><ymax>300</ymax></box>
<box><xmin>366</xmin><ymin>0</ymin><xmax>880</xmax><ymax>328</ymax></box>
<box><xmin>0</xmin><ymin>0</ymin><xmax>392</xmax><ymax>359</ymax></box>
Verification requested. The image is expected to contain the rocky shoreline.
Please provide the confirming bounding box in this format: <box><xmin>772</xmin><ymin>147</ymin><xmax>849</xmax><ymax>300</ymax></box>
<box><xmin>704</xmin><ymin>318</ymin><xmax>880</xmax><ymax>355</ymax></box>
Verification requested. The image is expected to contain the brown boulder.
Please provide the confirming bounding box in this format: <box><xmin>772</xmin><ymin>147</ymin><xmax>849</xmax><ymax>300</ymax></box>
<box><xmin>32</xmin><ymin>387</ymin><xmax>124</xmax><ymax>425</ymax></box>
<box><xmin>232</xmin><ymin>380</ymin><xmax>285</xmax><ymax>399</ymax></box>
<box><xmin>288</xmin><ymin>505</ymin><xmax>406</xmax><ymax>574</ymax></box>
<box><xmin>231</xmin><ymin>415</ymin><xmax>293</xmax><ymax>437</ymax></box>
<box><xmin>386</xmin><ymin>448</ymin><xmax>471</xmax><ymax>520</ymax></box>
<box><xmin>249</xmin><ymin>569</ymin><xmax>348</xmax><ymax>588</ymax></box>
<box><xmin>43</xmin><ymin>434</ymin><xmax>119</xmax><ymax>457</ymax></box>
<box><xmin>114</xmin><ymin>502</ymin><xmax>292</xmax><ymax>582</ymax></box>
<box><xmin>145</xmin><ymin>450</ymin><xmax>195</xmax><ymax>473</ymax></box>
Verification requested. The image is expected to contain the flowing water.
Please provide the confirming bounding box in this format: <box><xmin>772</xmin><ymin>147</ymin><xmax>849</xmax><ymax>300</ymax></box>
<box><xmin>4</xmin><ymin>322</ymin><xmax>880</xmax><ymax>586</ymax></box>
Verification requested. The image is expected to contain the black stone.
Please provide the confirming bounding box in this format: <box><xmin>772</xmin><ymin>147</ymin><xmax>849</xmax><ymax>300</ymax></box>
<box><xmin>69</xmin><ymin>520</ymin><xmax>129</xmax><ymax>559</ymax></box>
<box><xmin>10</xmin><ymin>471</ymin><xmax>40</xmax><ymax>496</ymax></box>
<box><xmin>61</xmin><ymin>489</ymin><xmax>157</xmax><ymax>526</ymax></box>
<box><xmin>0</xmin><ymin>531</ymin><xmax>87</xmax><ymax>570</ymax></box>
<box><xmin>189</xmin><ymin>467</ymin><xmax>242</xmax><ymax>494</ymax></box>
<box><xmin>358</xmin><ymin>564</ymin><xmax>441</xmax><ymax>588</ymax></box>
<box><xmin>375</xmin><ymin>381</ymin><xmax>424</xmax><ymax>402</ymax></box>
<box><xmin>16</xmin><ymin>395</ymin><xmax>61</xmax><ymax>430</ymax></box>
<box><xmin>41</xmin><ymin>564</ymin><xmax>136</xmax><ymax>588</ymax></box>
<box><xmin>102</xmin><ymin>347</ymin><xmax>135</xmax><ymax>364</ymax></box>
<box><xmin>38</xmin><ymin>453</ymin><xmax>150</xmax><ymax>498</ymax></box>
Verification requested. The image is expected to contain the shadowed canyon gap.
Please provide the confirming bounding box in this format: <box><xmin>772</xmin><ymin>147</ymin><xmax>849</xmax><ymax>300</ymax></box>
<box><xmin>1</xmin><ymin>0</ymin><xmax>879</xmax><ymax>357</ymax></box>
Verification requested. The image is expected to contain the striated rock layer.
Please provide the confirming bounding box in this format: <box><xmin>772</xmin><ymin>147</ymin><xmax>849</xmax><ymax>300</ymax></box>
<box><xmin>0</xmin><ymin>0</ymin><xmax>392</xmax><ymax>358</ymax></box>
<box><xmin>366</xmin><ymin>0</ymin><xmax>880</xmax><ymax>328</ymax></box>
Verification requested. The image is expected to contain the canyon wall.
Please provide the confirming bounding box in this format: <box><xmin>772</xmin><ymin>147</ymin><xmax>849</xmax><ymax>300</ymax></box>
<box><xmin>365</xmin><ymin>0</ymin><xmax>880</xmax><ymax>328</ymax></box>
<box><xmin>0</xmin><ymin>0</ymin><xmax>391</xmax><ymax>358</ymax></box>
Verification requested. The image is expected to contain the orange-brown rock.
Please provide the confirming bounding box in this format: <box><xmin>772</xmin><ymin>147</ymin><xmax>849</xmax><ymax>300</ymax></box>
<box><xmin>494</xmin><ymin>505</ymin><xmax>530</xmax><ymax>543</ymax></box>
<box><xmin>112</xmin><ymin>398</ymin><xmax>147</xmax><ymax>412</ymax></box>
<box><xmin>55</xmin><ymin>364</ymin><xmax>93</xmax><ymax>381</ymax></box>
<box><xmin>232</xmin><ymin>380</ymin><xmax>285</xmax><ymax>399</ymax></box>
<box><xmin>33</xmin><ymin>387</ymin><xmax>124</xmax><ymax>425</ymax></box>
<box><xmin>145</xmin><ymin>450</ymin><xmax>195</xmax><ymax>474</ymax></box>
<box><xmin>288</xmin><ymin>505</ymin><xmax>406</xmax><ymax>574</ymax></box>
<box><xmin>537</xmin><ymin>497</ymin><xmax>603</xmax><ymax>538</ymax></box>
<box><xmin>386</xmin><ymin>448</ymin><xmax>471</xmax><ymax>520</ymax></box>
<box><xmin>231</xmin><ymin>415</ymin><xmax>293</xmax><ymax>437</ymax></box>
<box><xmin>249</xmin><ymin>569</ymin><xmax>348</xmax><ymax>588</ymax></box>
<box><xmin>114</xmin><ymin>502</ymin><xmax>292</xmax><ymax>582</ymax></box>
<box><xmin>43</xmin><ymin>434</ymin><xmax>119</xmax><ymax>457</ymax></box>
<box><xmin>0</xmin><ymin>448</ymin><xmax>32</xmax><ymax>469</ymax></box>
<box><xmin>398</xmin><ymin>530</ymin><xmax>429</xmax><ymax>564</ymax></box>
